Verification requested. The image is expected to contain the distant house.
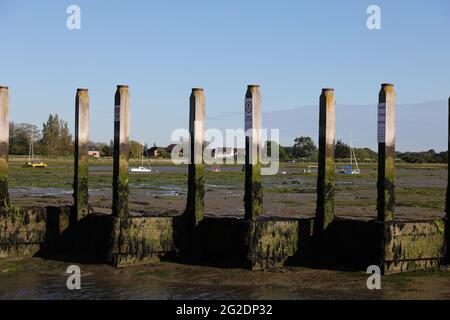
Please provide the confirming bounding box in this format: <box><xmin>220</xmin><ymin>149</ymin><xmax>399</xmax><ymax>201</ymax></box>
<box><xmin>146</xmin><ymin>146</ymin><xmax>163</xmax><ymax>157</ymax></box>
<box><xmin>88</xmin><ymin>150</ymin><xmax>101</xmax><ymax>158</ymax></box>
<box><xmin>166</xmin><ymin>144</ymin><xmax>183</xmax><ymax>157</ymax></box>
<box><xmin>165</xmin><ymin>144</ymin><xmax>178</xmax><ymax>154</ymax></box>
<box><xmin>146</xmin><ymin>144</ymin><xmax>183</xmax><ymax>158</ymax></box>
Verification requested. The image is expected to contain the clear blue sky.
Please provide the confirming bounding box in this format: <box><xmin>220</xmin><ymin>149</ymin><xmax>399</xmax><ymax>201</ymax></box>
<box><xmin>1</xmin><ymin>0</ymin><xmax>449</xmax><ymax>148</ymax></box>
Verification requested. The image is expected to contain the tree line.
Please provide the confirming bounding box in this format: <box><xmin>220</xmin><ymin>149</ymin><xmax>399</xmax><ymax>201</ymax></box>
<box><xmin>268</xmin><ymin>136</ymin><xmax>448</xmax><ymax>164</ymax></box>
<box><xmin>10</xmin><ymin>114</ymin><xmax>148</xmax><ymax>159</ymax></box>
<box><xmin>10</xmin><ymin>114</ymin><xmax>73</xmax><ymax>156</ymax></box>
<box><xmin>9</xmin><ymin>120</ymin><xmax>448</xmax><ymax>164</ymax></box>
<box><xmin>90</xmin><ymin>140</ymin><xmax>148</xmax><ymax>159</ymax></box>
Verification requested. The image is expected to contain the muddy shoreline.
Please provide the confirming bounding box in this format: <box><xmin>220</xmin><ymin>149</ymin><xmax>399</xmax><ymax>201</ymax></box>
<box><xmin>1</xmin><ymin>160</ymin><xmax>449</xmax><ymax>299</ymax></box>
<box><xmin>8</xmin><ymin>162</ymin><xmax>446</xmax><ymax>221</ymax></box>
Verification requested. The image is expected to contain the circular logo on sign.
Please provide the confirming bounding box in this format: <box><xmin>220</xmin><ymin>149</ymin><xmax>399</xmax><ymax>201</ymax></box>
<box><xmin>245</xmin><ymin>102</ymin><xmax>252</xmax><ymax>113</ymax></box>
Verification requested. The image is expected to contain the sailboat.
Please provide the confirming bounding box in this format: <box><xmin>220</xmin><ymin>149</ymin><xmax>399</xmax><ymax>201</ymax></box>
<box><xmin>348</xmin><ymin>144</ymin><xmax>361</xmax><ymax>174</ymax></box>
<box><xmin>130</xmin><ymin>142</ymin><xmax>152</xmax><ymax>173</ymax></box>
<box><xmin>23</xmin><ymin>135</ymin><xmax>47</xmax><ymax>168</ymax></box>
<box><xmin>338</xmin><ymin>135</ymin><xmax>360</xmax><ymax>175</ymax></box>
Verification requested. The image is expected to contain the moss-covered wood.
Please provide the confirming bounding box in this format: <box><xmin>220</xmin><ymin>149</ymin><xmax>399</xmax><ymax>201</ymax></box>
<box><xmin>185</xmin><ymin>164</ymin><xmax>205</xmax><ymax>226</ymax></box>
<box><xmin>0</xmin><ymin>206</ymin><xmax>447</xmax><ymax>274</ymax></box>
<box><xmin>112</xmin><ymin>86</ymin><xmax>130</xmax><ymax>218</ymax></box>
<box><xmin>0</xmin><ymin>207</ymin><xmax>47</xmax><ymax>257</ymax></box>
<box><xmin>377</xmin><ymin>146</ymin><xmax>395</xmax><ymax>221</ymax></box>
<box><xmin>377</xmin><ymin>84</ymin><xmax>396</xmax><ymax>222</ymax></box>
<box><xmin>383</xmin><ymin>220</ymin><xmax>445</xmax><ymax>274</ymax></box>
<box><xmin>315</xmin><ymin>89</ymin><xmax>335</xmax><ymax>234</ymax></box>
<box><xmin>0</xmin><ymin>87</ymin><xmax>10</xmax><ymax>210</ymax></box>
<box><xmin>184</xmin><ymin>88</ymin><xmax>206</xmax><ymax>226</ymax></box>
<box><xmin>244</xmin><ymin>161</ymin><xmax>262</xmax><ymax>220</ymax></box>
<box><xmin>244</xmin><ymin>85</ymin><xmax>263</xmax><ymax>221</ymax></box>
<box><xmin>73</xmin><ymin>175</ymin><xmax>88</xmax><ymax>218</ymax></box>
<box><xmin>247</xmin><ymin>218</ymin><xmax>299</xmax><ymax>270</ymax></box>
<box><xmin>0</xmin><ymin>175</ymin><xmax>10</xmax><ymax>210</ymax></box>
<box><xmin>446</xmin><ymin>97</ymin><xmax>450</xmax><ymax>264</ymax></box>
<box><xmin>73</xmin><ymin>89</ymin><xmax>89</xmax><ymax>220</ymax></box>
<box><xmin>108</xmin><ymin>216</ymin><xmax>175</xmax><ymax>267</ymax></box>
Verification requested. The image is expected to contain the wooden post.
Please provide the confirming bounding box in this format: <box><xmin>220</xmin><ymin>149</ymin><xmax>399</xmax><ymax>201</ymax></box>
<box><xmin>185</xmin><ymin>88</ymin><xmax>205</xmax><ymax>226</ymax></box>
<box><xmin>112</xmin><ymin>85</ymin><xmax>130</xmax><ymax>218</ymax></box>
<box><xmin>0</xmin><ymin>86</ymin><xmax>10</xmax><ymax>209</ymax></box>
<box><xmin>244</xmin><ymin>85</ymin><xmax>263</xmax><ymax>221</ymax></box>
<box><xmin>377</xmin><ymin>83</ymin><xmax>396</xmax><ymax>222</ymax></box>
<box><xmin>73</xmin><ymin>89</ymin><xmax>89</xmax><ymax>220</ymax></box>
<box><xmin>314</xmin><ymin>88</ymin><xmax>336</xmax><ymax>234</ymax></box>
<box><xmin>446</xmin><ymin>96</ymin><xmax>450</xmax><ymax>264</ymax></box>
<box><xmin>446</xmin><ymin>97</ymin><xmax>450</xmax><ymax>217</ymax></box>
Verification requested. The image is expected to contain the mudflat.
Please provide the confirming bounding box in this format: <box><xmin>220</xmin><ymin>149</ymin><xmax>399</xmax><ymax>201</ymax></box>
<box><xmin>7</xmin><ymin>157</ymin><xmax>446</xmax><ymax>221</ymax></box>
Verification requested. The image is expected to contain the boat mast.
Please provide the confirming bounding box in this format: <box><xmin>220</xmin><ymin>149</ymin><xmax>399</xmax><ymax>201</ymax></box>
<box><xmin>28</xmin><ymin>138</ymin><xmax>31</xmax><ymax>162</ymax></box>
<box><xmin>141</xmin><ymin>142</ymin><xmax>144</xmax><ymax>167</ymax></box>
<box><xmin>353</xmin><ymin>147</ymin><xmax>359</xmax><ymax>172</ymax></box>
<box><xmin>349</xmin><ymin>133</ymin><xmax>359</xmax><ymax>173</ymax></box>
<box><xmin>29</xmin><ymin>134</ymin><xmax>34</xmax><ymax>162</ymax></box>
<box><xmin>349</xmin><ymin>136</ymin><xmax>353</xmax><ymax>170</ymax></box>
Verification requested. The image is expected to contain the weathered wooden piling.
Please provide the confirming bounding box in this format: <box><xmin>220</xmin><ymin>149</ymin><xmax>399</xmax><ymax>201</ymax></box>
<box><xmin>446</xmin><ymin>96</ymin><xmax>450</xmax><ymax>264</ymax></box>
<box><xmin>244</xmin><ymin>85</ymin><xmax>263</xmax><ymax>221</ymax></box>
<box><xmin>377</xmin><ymin>84</ymin><xmax>396</xmax><ymax>222</ymax></box>
<box><xmin>446</xmin><ymin>96</ymin><xmax>450</xmax><ymax>218</ymax></box>
<box><xmin>0</xmin><ymin>86</ymin><xmax>10</xmax><ymax>209</ymax></box>
<box><xmin>112</xmin><ymin>85</ymin><xmax>130</xmax><ymax>218</ymax></box>
<box><xmin>73</xmin><ymin>89</ymin><xmax>89</xmax><ymax>220</ymax></box>
<box><xmin>314</xmin><ymin>88</ymin><xmax>336</xmax><ymax>234</ymax></box>
<box><xmin>185</xmin><ymin>88</ymin><xmax>205</xmax><ymax>226</ymax></box>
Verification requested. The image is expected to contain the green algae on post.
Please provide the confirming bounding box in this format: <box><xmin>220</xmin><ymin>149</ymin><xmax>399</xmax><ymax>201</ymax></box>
<box><xmin>315</xmin><ymin>88</ymin><xmax>335</xmax><ymax>234</ymax></box>
<box><xmin>185</xmin><ymin>89</ymin><xmax>205</xmax><ymax>226</ymax></box>
<box><xmin>0</xmin><ymin>87</ymin><xmax>10</xmax><ymax>210</ymax></box>
<box><xmin>113</xmin><ymin>86</ymin><xmax>130</xmax><ymax>218</ymax></box>
<box><xmin>244</xmin><ymin>85</ymin><xmax>263</xmax><ymax>221</ymax></box>
<box><xmin>377</xmin><ymin>84</ymin><xmax>396</xmax><ymax>222</ymax></box>
<box><xmin>73</xmin><ymin>89</ymin><xmax>90</xmax><ymax>220</ymax></box>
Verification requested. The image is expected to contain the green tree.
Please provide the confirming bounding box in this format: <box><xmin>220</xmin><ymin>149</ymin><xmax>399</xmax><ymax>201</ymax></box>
<box><xmin>129</xmin><ymin>141</ymin><xmax>143</xmax><ymax>159</ymax></box>
<box><xmin>398</xmin><ymin>149</ymin><xmax>448</xmax><ymax>164</ymax></box>
<box><xmin>335</xmin><ymin>139</ymin><xmax>350</xmax><ymax>159</ymax></box>
<box><xmin>263</xmin><ymin>140</ymin><xmax>289</xmax><ymax>162</ymax></box>
<box><xmin>100</xmin><ymin>140</ymin><xmax>114</xmax><ymax>156</ymax></box>
<box><xmin>292</xmin><ymin>137</ymin><xmax>317</xmax><ymax>160</ymax></box>
<box><xmin>9</xmin><ymin>122</ymin><xmax>41</xmax><ymax>155</ymax></box>
<box><xmin>354</xmin><ymin>147</ymin><xmax>377</xmax><ymax>162</ymax></box>
<box><xmin>158</xmin><ymin>149</ymin><xmax>171</xmax><ymax>159</ymax></box>
<box><xmin>58</xmin><ymin>120</ymin><xmax>73</xmax><ymax>156</ymax></box>
<box><xmin>41</xmin><ymin>114</ymin><xmax>73</xmax><ymax>156</ymax></box>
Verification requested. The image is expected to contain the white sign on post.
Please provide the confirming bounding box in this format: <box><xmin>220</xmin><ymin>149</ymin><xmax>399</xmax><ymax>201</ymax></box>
<box><xmin>378</xmin><ymin>103</ymin><xmax>386</xmax><ymax>143</ymax></box>
<box><xmin>245</xmin><ymin>98</ymin><xmax>253</xmax><ymax>135</ymax></box>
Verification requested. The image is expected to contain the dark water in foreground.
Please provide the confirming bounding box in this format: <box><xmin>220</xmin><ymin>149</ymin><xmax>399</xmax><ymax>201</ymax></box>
<box><xmin>1</xmin><ymin>258</ymin><xmax>450</xmax><ymax>300</ymax></box>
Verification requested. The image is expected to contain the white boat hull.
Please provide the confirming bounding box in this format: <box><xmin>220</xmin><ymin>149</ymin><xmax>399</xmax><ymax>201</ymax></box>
<box><xmin>130</xmin><ymin>167</ymin><xmax>152</xmax><ymax>173</ymax></box>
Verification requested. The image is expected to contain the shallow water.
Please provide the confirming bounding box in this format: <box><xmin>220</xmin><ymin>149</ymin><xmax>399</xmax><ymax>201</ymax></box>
<box><xmin>0</xmin><ymin>259</ymin><xmax>374</xmax><ymax>300</ymax></box>
<box><xmin>1</xmin><ymin>258</ymin><xmax>450</xmax><ymax>300</ymax></box>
